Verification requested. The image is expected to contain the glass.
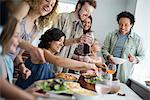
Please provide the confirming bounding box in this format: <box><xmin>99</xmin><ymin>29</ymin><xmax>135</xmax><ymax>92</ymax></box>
<box><xmin>106</xmin><ymin>64</ymin><xmax>116</xmax><ymax>81</ymax></box>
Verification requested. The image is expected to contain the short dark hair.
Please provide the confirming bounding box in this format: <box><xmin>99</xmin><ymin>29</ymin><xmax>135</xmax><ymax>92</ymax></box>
<box><xmin>38</xmin><ymin>28</ymin><xmax>66</xmax><ymax>49</ymax></box>
<box><xmin>117</xmin><ymin>11</ymin><xmax>135</xmax><ymax>25</ymax></box>
<box><xmin>76</xmin><ymin>0</ymin><xmax>97</xmax><ymax>9</ymax></box>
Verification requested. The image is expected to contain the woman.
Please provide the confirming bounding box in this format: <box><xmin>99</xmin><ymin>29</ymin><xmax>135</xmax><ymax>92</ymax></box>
<box><xmin>72</xmin><ymin>15</ymin><xmax>94</xmax><ymax>62</ymax></box>
<box><xmin>0</xmin><ymin>15</ymin><xmax>20</xmax><ymax>83</ymax></box>
<box><xmin>16</xmin><ymin>28</ymin><xmax>97</xmax><ymax>89</ymax></box>
<box><xmin>9</xmin><ymin>0</ymin><xmax>58</xmax><ymax>80</ymax></box>
<box><xmin>0</xmin><ymin>15</ymin><xmax>36</xmax><ymax>99</ymax></box>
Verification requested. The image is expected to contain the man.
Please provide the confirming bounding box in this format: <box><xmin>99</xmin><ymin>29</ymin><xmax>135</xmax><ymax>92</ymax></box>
<box><xmin>101</xmin><ymin>11</ymin><xmax>145</xmax><ymax>83</ymax></box>
<box><xmin>53</xmin><ymin>0</ymin><xmax>97</xmax><ymax>72</ymax></box>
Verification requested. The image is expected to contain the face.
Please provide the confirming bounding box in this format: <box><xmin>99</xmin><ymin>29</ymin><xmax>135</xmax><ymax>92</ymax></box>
<box><xmin>91</xmin><ymin>41</ymin><xmax>100</xmax><ymax>53</ymax></box>
<box><xmin>78</xmin><ymin>2</ymin><xmax>94</xmax><ymax>21</ymax></box>
<box><xmin>6</xmin><ymin>33</ymin><xmax>20</xmax><ymax>54</ymax></box>
<box><xmin>118</xmin><ymin>17</ymin><xmax>133</xmax><ymax>34</ymax></box>
<box><xmin>39</xmin><ymin>0</ymin><xmax>56</xmax><ymax>16</ymax></box>
<box><xmin>83</xmin><ymin>17</ymin><xmax>91</xmax><ymax>31</ymax></box>
<box><xmin>49</xmin><ymin>36</ymin><xmax>65</xmax><ymax>53</ymax></box>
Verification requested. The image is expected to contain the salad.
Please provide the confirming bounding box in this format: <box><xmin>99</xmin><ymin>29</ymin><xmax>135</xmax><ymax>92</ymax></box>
<box><xmin>36</xmin><ymin>79</ymin><xmax>71</xmax><ymax>94</ymax></box>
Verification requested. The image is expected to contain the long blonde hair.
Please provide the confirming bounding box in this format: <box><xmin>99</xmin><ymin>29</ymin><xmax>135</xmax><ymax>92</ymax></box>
<box><xmin>24</xmin><ymin>0</ymin><xmax>58</xmax><ymax>29</ymax></box>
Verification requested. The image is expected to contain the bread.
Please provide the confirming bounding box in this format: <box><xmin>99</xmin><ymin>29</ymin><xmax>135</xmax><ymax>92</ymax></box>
<box><xmin>55</xmin><ymin>73</ymin><xmax>78</xmax><ymax>81</ymax></box>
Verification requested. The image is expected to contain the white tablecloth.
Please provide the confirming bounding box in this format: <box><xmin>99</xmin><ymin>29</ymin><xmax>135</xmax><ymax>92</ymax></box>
<box><xmin>36</xmin><ymin>83</ymin><xmax>142</xmax><ymax>100</ymax></box>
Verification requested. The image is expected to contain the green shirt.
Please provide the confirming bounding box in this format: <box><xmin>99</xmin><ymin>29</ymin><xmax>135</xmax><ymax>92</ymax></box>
<box><xmin>101</xmin><ymin>30</ymin><xmax>145</xmax><ymax>83</ymax></box>
<box><xmin>52</xmin><ymin>12</ymin><xmax>83</xmax><ymax>72</ymax></box>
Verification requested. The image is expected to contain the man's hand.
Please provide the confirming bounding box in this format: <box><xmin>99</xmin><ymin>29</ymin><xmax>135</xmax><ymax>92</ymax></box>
<box><xmin>107</xmin><ymin>55</ymin><xmax>116</xmax><ymax>64</ymax></box>
<box><xmin>128</xmin><ymin>53</ymin><xmax>138</xmax><ymax>63</ymax></box>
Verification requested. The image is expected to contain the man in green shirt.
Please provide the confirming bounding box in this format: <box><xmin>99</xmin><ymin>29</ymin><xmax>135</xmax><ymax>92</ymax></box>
<box><xmin>101</xmin><ymin>11</ymin><xmax>145</xmax><ymax>83</ymax></box>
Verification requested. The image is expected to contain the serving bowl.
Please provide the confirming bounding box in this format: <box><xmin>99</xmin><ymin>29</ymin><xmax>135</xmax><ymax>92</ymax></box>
<box><xmin>112</xmin><ymin>57</ymin><xmax>126</xmax><ymax>64</ymax></box>
<box><xmin>97</xmin><ymin>79</ymin><xmax>121</xmax><ymax>94</ymax></box>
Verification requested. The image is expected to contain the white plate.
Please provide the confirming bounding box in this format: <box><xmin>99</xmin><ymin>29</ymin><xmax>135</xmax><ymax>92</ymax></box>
<box><xmin>112</xmin><ymin>57</ymin><xmax>126</xmax><ymax>64</ymax></box>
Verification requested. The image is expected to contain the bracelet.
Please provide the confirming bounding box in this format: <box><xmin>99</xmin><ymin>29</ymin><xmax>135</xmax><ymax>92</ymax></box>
<box><xmin>17</xmin><ymin>62</ymin><xmax>24</xmax><ymax>68</ymax></box>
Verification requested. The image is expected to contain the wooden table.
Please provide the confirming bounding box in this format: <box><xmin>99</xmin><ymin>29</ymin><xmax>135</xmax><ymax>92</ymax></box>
<box><xmin>36</xmin><ymin>83</ymin><xmax>142</xmax><ymax>100</ymax></box>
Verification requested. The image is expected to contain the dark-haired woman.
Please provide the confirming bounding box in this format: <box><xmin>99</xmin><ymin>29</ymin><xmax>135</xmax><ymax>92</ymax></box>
<box><xmin>16</xmin><ymin>28</ymin><xmax>97</xmax><ymax>89</ymax></box>
<box><xmin>16</xmin><ymin>28</ymin><xmax>65</xmax><ymax>89</ymax></box>
<box><xmin>73</xmin><ymin>15</ymin><xmax>94</xmax><ymax>62</ymax></box>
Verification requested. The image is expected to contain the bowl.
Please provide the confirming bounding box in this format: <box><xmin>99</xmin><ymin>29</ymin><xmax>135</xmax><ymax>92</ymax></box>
<box><xmin>145</xmin><ymin>81</ymin><xmax>150</xmax><ymax>86</ymax></box>
<box><xmin>95</xmin><ymin>84</ymin><xmax>110</xmax><ymax>94</ymax></box>
<box><xmin>97</xmin><ymin>79</ymin><xmax>120</xmax><ymax>94</ymax></box>
<box><xmin>111</xmin><ymin>57</ymin><xmax>126</xmax><ymax>64</ymax></box>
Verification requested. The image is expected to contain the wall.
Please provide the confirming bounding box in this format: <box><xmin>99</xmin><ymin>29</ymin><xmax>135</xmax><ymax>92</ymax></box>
<box><xmin>92</xmin><ymin>0</ymin><xmax>136</xmax><ymax>45</ymax></box>
<box><xmin>131</xmin><ymin>0</ymin><xmax>150</xmax><ymax>80</ymax></box>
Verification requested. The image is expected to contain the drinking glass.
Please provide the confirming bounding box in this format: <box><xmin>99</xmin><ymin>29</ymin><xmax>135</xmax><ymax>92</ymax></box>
<box><xmin>106</xmin><ymin>64</ymin><xmax>116</xmax><ymax>81</ymax></box>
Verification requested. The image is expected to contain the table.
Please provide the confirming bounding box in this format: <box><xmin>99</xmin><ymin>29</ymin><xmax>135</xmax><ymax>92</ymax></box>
<box><xmin>36</xmin><ymin>83</ymin><xmax>141</xmax><ymax>100</ymax></box>
<box><xmin>100</xmin><ymin>83</ymin><xmax>142</xmax><ymax>100</ymax></box>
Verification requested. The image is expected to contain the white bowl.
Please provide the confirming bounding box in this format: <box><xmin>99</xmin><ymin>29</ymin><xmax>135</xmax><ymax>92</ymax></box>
<box><xmin>112</xmin><ymin>57</ymin><xmax>126</xmax><ymax>64</ymax></box>
<box><xmin>96</xmin><ymin>80</ymin><xmax>121</xmax><ymax>94</ymax></box>
<box><xmin>95</xmin><ymin>84</ymin><xmax>110</xmax><ymax>94</ymax></box>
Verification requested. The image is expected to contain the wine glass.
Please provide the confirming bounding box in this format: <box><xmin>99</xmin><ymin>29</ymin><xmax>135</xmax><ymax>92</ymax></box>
<box><xmin>106</xmin><ymin>64</ymin><xmax>116</xmax><ymax>81</ymax></box>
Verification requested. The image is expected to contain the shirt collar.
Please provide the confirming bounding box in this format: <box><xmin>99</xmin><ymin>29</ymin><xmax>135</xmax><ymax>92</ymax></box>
<box><xmin>116</xmin><ymin>30</ymin><xmax>134</xmax><ymax>38</ymax></box>
<box><xmin>70</xmin><ymin>12</ymin><xmax>83</xmax><ymax>28</ymax></box>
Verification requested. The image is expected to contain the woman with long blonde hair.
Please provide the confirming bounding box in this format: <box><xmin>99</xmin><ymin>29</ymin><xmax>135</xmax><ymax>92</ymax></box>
<box><xmin>9</xmin><ymin>0</ymin><xmax>59</xmax><ymax>80</ymax></box>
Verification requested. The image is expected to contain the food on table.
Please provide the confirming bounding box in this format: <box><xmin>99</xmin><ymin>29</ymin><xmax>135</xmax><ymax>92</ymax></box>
<box><xmin>34</xmin><ymin>79</ymin><xmax>96</xmax><ymax>96</ymax></box>
<box><xmin>145</xmin><ymin>80</ymin><xmax>150</xmax><ymax>86</ymax></box>
<box><xmin>35</xmin><ymin>79</ymin><xmax>70</xmax><ymax>94</ymax></box>
<box><xmin>64</xmin><ymin>81</ymin><xmax>81</xmax><ymax>89</ymax></box>
<box><xmin>55</xmin><ymin>73</ymin><xmax>78</xmax><ymax>81</ymax></box>
<box><xmin>78</xmin><ymin>74</ymin><xmax>103</xmax><ymax>91</ymax></box>
<box><xmin>117</xmin><ymin>92</ymin><xmax>126</xmax><ymax>96</ymax></box>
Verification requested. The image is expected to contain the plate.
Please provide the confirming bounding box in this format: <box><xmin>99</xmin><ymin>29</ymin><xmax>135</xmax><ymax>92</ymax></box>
<box><xmin>112</xmin><ymin>57</ymin><xmax>126</xmax><ymax>64</ymax></box>
<box><xmin>35</xmin><ymin>79</ymin><xmax>72</xmax><ymax>94</ymax></box>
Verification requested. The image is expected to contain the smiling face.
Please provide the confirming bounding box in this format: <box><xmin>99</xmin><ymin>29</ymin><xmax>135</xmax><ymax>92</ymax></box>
<box><xmin>118</xmin><ymin>17</ymin><xmax>133</xmax><ymax>35</ymax></box>
<box><xmin>78</xmin><ymin>2</ymin><xmax>94</xmax><ymax>21</ymax></box>
<box><xmin>49</xmin><ymin>36</ymin><xmax>65</xmax><ymax>54</ymax></box>
<box><xmin>83</xmin><ymin>17</ymin><xmax>91</xmax><ymax>31</ymax></box>
<box><xmin>39</xmin><ymin>0</ymin><xmax>57</xmax><ymax>16</ymax></box>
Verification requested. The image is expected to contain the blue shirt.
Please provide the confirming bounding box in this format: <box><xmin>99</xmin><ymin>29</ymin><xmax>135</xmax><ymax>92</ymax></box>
<box><xmin>112</xmin><ymin>33</ymin><xmax>128</xmax><ymax>58</ymax></box>
<box><xmin>3</xmin><ymin>55</ymin><xmax>14</xmax><ymax>83</ymax></box>
<box><xmin>16</xmin><ymin>58</ymin><xmax>54</xmax><ymax>89</ymax></box>
<box><xmin>101</xmin><ymin>30</ymin><xmax>145</xmax><ymax>83</ymax></box>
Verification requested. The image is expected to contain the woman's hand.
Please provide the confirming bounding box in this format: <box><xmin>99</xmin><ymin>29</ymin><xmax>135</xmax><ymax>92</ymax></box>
<box><xmin>87</xmin><ymin>63</ymin><xmax>99</xmax><ymax>75</ymax></box>
<box><xmin>78</xmin><ymin>34</ymin><xmax>93</xmax><ymax>45</ymax></box>
<box><xmin>19</xmin><ymin>65</ymin><xmax>31</xmax><ymax>80</ymax></box>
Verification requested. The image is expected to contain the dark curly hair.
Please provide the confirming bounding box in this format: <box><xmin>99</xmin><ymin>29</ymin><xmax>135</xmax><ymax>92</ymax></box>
<box><xmin>38</xmin><ymin>28</ymin><xmax>66</xmax><ymax>49</ymax></box>
<box><xmin>117</xmin><ymin>11</ymin><xmax>135</xmax><ymax>26</ymax></box>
